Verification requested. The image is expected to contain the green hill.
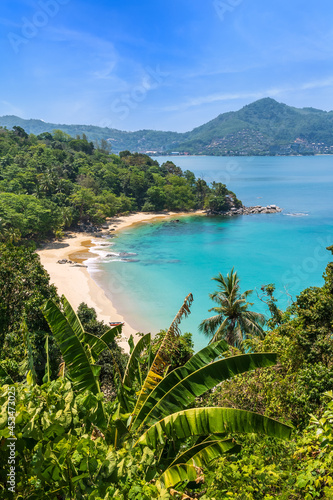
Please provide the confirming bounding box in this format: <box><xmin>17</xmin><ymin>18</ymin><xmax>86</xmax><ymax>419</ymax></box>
<box><xmin>1</xmin><ymin>98</ymin><xmax>333</xmax><ymax>155</ymax></box>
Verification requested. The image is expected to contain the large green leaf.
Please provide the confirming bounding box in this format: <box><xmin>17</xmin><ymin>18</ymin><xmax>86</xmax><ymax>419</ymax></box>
<box><xmin>123</xmin><ymin>333</ymin><xmax>151</xmax><ymax>388</ymax></box>
<box><xmin>42</xmin><ymin>300</ymin><xmax>101</xmax><ymax>395</ymax></box>
<box><xmin>85</xmin><ymin>324</ymin><xmax>122</xmax><ymax>362</ymax></box>
<box><xmin>182</xmin><ymin>339</ymin><xmax>229</xmax><ymax>372</ymax></box>
<box><xmin>133</xmin><ymin>353</ymin><xmax>277</xmax><ymax>430</ymax></box>
<box><xmin>62</xmin><ymin>297</ymin><xmax>85</xmax><ymax>343</ymax></box>
<box><xmin>100</xmin><ymin>324</ymin><xmax>122</xmax><ymax>345</ymax></box>
<box><xmin>158</xmin><ymin>463</ymin><xmax>197</xmax><ymax>489</ymax></box>
<box><xmin>169</xmin><ymin>438</ymin><xmax>241</xmax><ymax>468</ymax></box>
<box><xmin>132</xmin><ymin>339</ymin><xmax>230</xmax><ymax>430</ymax></box>
<box><xmin>136</xmin><ymin>407</ymin><xmax>293</xmax><ymax>449</ymax></box>
<box><xmin>158</xmin><ymin>437</ymin><xmax>240</xmax><ymax>489</ymax></box>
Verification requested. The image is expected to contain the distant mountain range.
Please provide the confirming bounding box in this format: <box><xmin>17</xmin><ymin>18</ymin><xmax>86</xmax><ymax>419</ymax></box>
<box><xmin>1</xmin><ymin>98</ymin><xmax>333</xmax><ymax>155</ymax></box>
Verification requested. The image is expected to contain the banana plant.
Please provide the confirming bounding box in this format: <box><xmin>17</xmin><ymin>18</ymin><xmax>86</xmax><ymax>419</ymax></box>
<box><xmin>43</xmin><ymin>297</ymin><xmax>122</xmax><ymax>395</ymax></box>
<box><xmin>117</xmin><ymin>295</ymin><xmax>292</xmax><ymax>490</ymax></box>
<box><xmin>42</xmin><ymin>294</ymin><xmax>293</xmax><ymax>492</ymax></box>
<box><xmin>43</xmin><ymin>297</ymin><xmax>122</xmax><ymax>427</ymax></box>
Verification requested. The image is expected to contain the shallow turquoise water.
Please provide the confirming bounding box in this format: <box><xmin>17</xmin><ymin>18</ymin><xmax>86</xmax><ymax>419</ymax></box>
<box><xmin>89</xmin><ymin>156</ymin><xmax>333</xmax><ymax>350</ymax></box>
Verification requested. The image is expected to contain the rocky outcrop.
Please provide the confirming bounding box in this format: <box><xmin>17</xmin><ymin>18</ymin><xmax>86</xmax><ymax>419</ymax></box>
<box><xmin>207</xmin><ymin>205</ymin><xmax>282</xmax><ymax>216</ymax></box>
<box><xmin>76</xmin><ymin>223</ymin><xmax>103</xmax><ymax>233</ymax></box>
<box><xmin>57</xmin><ymin>259</ymin><xmax>87</xmax><ymax>268</ymax></box>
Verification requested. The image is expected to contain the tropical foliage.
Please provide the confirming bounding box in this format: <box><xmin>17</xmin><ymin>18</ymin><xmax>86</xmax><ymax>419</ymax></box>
<box><xmin>202</xmin><ymin>391</ymin><xmax>333</xmax><ymax>499</ymax></box>
<box><xmin>0</xmin><ymin>127</ymin><xmax>241</xmax><ymax>241</ymax></box>
<box><xmin>199</xmin><ymin>251</ymin><xmax>333</xmax><ymax>432</ymax></box>
<box><xmin>0</xmin><ymin>242</ymin><xmax>60</xmax><ymax>384</ymax></box>
<box><xmin>199</xmin><ymin>268</ymin><xmax>265</xmax><ymax>348</ymax></box>
<box><xmin>0</xmin><ymin>293</ymin><xmax>293</xmax><ymax>498</ymax></box>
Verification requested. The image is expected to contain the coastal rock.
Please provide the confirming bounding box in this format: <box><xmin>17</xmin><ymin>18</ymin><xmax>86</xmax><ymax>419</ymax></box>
<box><xmin>76</xmin><ymin>223</ymin><xmax>104</xmax><ymax>233</ymax></box>
<box><xmin>207</xmin><ymin>205</ymin><xmax>282</xmax><ymax>216</ymax></box>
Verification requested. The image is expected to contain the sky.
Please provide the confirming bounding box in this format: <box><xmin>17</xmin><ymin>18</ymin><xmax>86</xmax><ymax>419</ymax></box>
<box><xmin>1</xmin><ymin>0</ymin><xmax>333</xmax><ymax>132</ymax></box>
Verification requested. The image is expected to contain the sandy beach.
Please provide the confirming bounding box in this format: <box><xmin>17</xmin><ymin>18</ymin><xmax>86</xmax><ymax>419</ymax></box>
<box><xmin>37</xmin><ymin>211</ymin><xmax>204</xmax><ymax>352</ymax></box>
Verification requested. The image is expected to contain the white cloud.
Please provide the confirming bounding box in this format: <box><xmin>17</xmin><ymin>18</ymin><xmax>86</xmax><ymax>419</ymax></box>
<box><xmin>162</xmin><ymin>77</ymin><xmax>333</xmax><ymax>112</ymax></box>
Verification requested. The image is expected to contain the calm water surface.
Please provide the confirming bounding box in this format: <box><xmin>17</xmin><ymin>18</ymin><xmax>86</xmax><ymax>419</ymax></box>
<box><xmin>88</xmin><ymin>156</ymin><xmax>333</xmax><ymax>350</ymax></box>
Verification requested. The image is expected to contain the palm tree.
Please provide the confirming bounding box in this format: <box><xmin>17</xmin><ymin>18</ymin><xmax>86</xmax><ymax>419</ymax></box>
<box><xmin>199</xmin><ymin>268</ymin><xmax>265</xmax><ymax>348</ymax></box>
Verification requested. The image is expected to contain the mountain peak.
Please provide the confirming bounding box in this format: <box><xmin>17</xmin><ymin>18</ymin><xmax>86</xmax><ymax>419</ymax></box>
<box><xmin>246</xmin><ymin>97</ymin><xmax>280</xmax><ymax>106</ymax></box>
<box><xmin>0</xmin><ymin>99</ymin><xmax>332</xmax><ymax>155</ymax></box>
<box><xmin>241</xmin><ymin>97</ymin><xmax>288</xmax><ymax>112</ymax></box>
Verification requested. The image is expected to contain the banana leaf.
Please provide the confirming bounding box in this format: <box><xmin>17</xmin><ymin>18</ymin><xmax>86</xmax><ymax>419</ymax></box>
<box><xmin>43</xmin><ymin>299</ymin><xmax>101</xmax><ymax>395</ymax></box>
<box><xmin>61</xmin><ymin>297</ymin><xmax>121</xmax><ymax>361</ymax></box>
<box><xmin>182</xmin><ymin>339</ymin><xmax>229</xmax><ymax>372</ymax></box>
<box><xmin>22</xmin><ymin>320</ymin><xmax>37</xmax><ymax>385</ymax></box>
<box><xmin>123</xmin><ymin>333</ymin><xmax>151</xmax><ymax>387</ymax></box>
<box><xmin>128</xmin><ymin>335</ymin><xmax>135</xmax><ymax>353</ymax></box>
<box><xmin>84</xmin><ymin>330</ymin><xmax>123</xmax><ymax>382</ymax></box>
<box><xmin>85</xmin><ymin>324</ymin><xmax>122</xmax><ymax>361</ymax></box>
<box><xmin>133</xmin><ymin>353</ymin><xmax>277</xmax><ymax>430</ymax></box>
<box><xmin>169</xmin><ymin>438</ymin><xmax>241</xmax><ymax>468</ymax></box>
<box><xmin>62</xmin><ymin>297</ymin><xmax>86</xmax><ymax>343</ymax></box>
<box><xmin>132</xmin><ymin>339</ymin><xmax>232</xmax><ymax>429</ymax></box>
<box><xmin>136</xmin><ymin>407</ymin><xmax>293</xmax><ymax>449</ymax></box>
<box><xmin>158</xmin><ymin>463</ymin><xmax>198</xmax><ymax>489</ymax></box>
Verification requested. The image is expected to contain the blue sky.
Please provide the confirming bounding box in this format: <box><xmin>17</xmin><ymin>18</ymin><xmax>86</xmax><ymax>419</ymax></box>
<box><xmin>1</xmin><ymin>0</ymin><xmax>333</xmax><ymax>131</ymax></box>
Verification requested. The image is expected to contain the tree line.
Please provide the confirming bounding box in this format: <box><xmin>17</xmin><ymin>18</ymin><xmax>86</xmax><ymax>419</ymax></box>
<box><xmin>0</xmin><ymin>126</ymin><xmax>241</xmax><ymax>241</ymax></box>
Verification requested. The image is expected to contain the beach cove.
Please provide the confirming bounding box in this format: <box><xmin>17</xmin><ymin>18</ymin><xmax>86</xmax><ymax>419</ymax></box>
<box><xmin>84</xmin><ymin>155</ymin><xmax>333</xmax><ymax>350</ymax></box>
<box><xmin>38</xmin><ymin>155</ymin><xmax>333</xmax><ymax>351</ymax></box>
<box><xmin>37</xmin><ymin>210</ymin><xmax>205</xmax><ymax>352</ymax></box>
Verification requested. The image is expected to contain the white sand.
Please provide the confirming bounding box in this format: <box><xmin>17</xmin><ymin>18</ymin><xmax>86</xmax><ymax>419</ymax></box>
<box><xmin>37</xmin><ymin>211</ymin><xmax>205</xmax><ymax>352</ymax></box>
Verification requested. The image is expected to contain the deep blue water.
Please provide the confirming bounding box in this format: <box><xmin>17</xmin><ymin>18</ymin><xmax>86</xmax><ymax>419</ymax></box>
<box><xmin>88</xmin><ymin>156</ymin><xmax>333</xmax><ymax>350</ymax></box>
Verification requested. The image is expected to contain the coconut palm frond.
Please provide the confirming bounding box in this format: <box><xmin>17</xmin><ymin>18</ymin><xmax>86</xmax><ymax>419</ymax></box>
<box><xmin>246</xmin><ymin>310</ymin><xmax>266</xmax><ymax>326</ymax></box>
<box><xmin>199</xmin><ymin>313</ymin><xmax>223</xmax><ymax>337</ymax></box>
<box><xmin>239</xmin><ymin>312</ymin><xmax>266</xmax><ymax>339</ymax></box>
<box><xmin>210</xmin><ymin>318</ymin><xmax>230</xmax><ymax>344</ymax></box>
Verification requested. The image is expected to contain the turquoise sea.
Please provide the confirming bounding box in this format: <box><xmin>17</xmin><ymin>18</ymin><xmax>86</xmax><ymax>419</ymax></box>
<box><xmin>88</xmin><ymin>156</ymin><xmax>333</xmax><ymax>350</ymax></box>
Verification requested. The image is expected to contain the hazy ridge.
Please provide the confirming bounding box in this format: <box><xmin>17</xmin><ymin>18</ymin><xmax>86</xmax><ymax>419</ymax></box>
<box><xmin>1</xmin><ymin>97</ymin><xmax>333</xmax><ymax>155</ymax></box>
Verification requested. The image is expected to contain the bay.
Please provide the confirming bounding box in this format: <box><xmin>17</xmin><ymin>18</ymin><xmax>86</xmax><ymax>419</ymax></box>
<box><xmin>88</xmin><ymin>156</ymin><xmax>333</xmax><ymax>350</ymax></box>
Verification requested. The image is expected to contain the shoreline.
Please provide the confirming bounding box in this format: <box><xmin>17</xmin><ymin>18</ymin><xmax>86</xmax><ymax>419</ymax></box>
<box><xmin>37</xmin><ymin>210</ymin><xmax>205</xmax><ymax>353</ymax></box>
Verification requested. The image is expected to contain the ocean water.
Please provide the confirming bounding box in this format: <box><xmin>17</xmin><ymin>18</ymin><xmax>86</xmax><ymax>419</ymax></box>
<box><xmin>88</xmin><ymin>156</ymin><xmax>333</xmax><ymax>350</ymax></box>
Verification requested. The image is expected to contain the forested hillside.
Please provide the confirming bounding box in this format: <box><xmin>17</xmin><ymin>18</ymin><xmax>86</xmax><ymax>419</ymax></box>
<box><xmin>0</xmin><ymin>126</ymin><xmax>240</xmax><ymax>241</ymax></box>
<box><xmin>2</xmin><ymin>98</ymin><xmax>333</xmax><ymax>155</ymax></box>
